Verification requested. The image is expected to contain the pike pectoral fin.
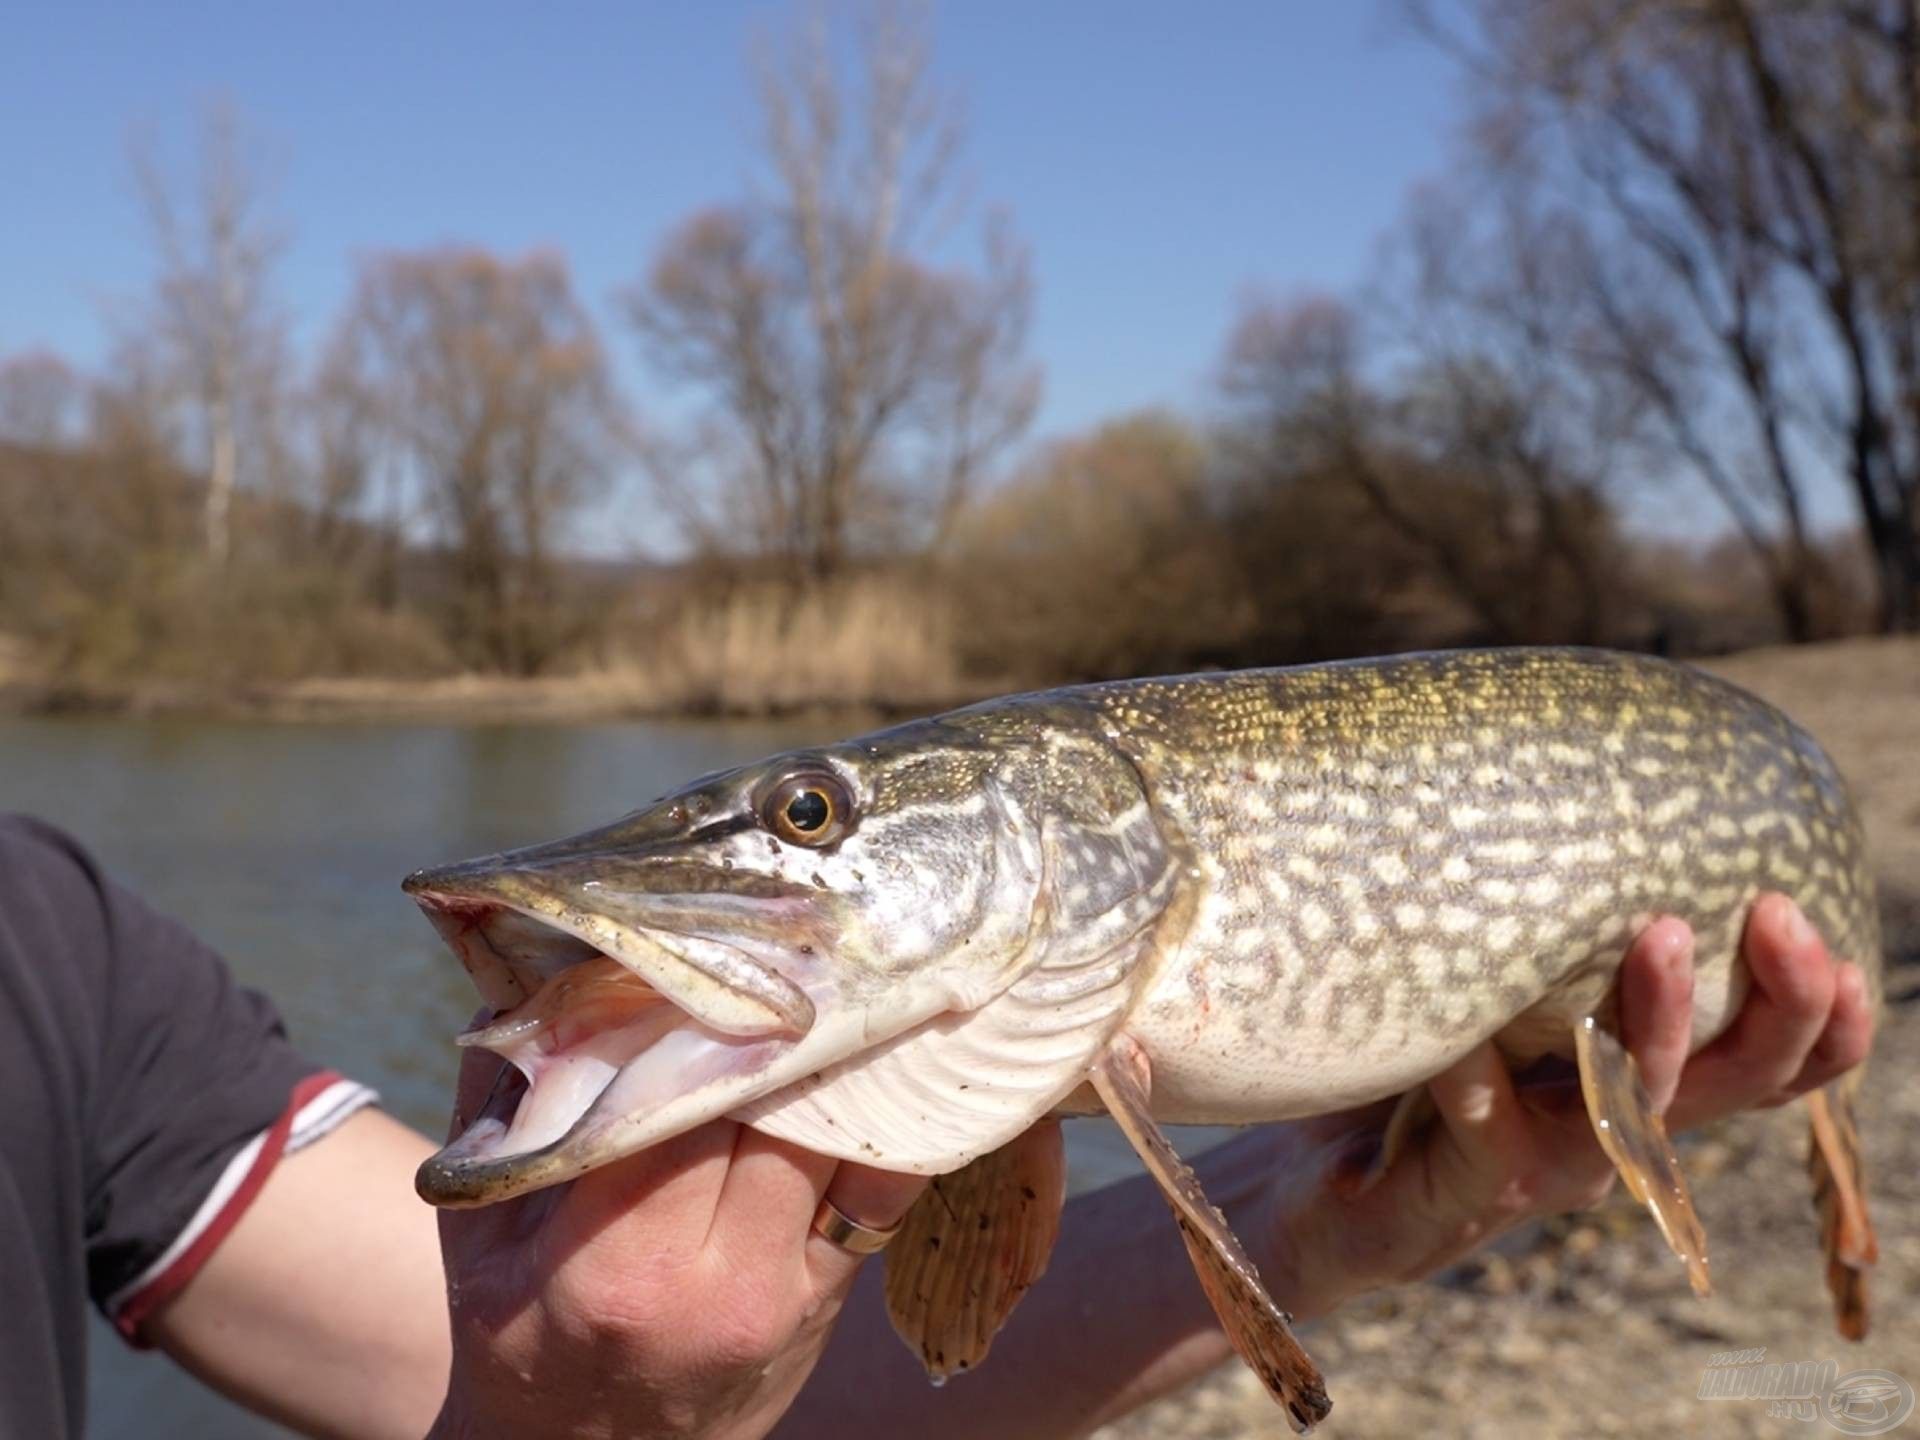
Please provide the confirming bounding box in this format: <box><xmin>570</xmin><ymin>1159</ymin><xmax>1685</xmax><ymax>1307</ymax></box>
<box><xmin>1572</xmin><ymin>1015</ymin><xmax>1711</xmax><ymax>1297</ymax></box>
<box><xmin>1089</xmin><ymin>1033</ymin><xmax>1331</xmax><ymax>1434</ymax></box>
<box><xmin>1807</xmin><ymin>1078</ymin><xmax>1876</xmax><ymax>1340</ymax></box>
<box><xmin>883</xmin><ymin>1121</ymin><xmax>1066</xmax><ymax>1381</ymax></box>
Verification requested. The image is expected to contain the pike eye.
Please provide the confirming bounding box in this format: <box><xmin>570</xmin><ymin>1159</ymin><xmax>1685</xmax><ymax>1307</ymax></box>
<box><xmin>763</xmin><ymin>772</ymin><xmax>852</xmax><ymax>847</ymax></box>
<box><xmin>786</xmin><ymin>790</ymin><xmax>829</xmax><ymax>832</ymax></box>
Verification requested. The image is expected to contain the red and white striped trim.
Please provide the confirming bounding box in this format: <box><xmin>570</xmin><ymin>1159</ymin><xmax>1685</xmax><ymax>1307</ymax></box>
<box><xmin>108</xmin><ymin>1071</ymin><xmax>378</xmax><ymax>1342</ymax></box>
<box><xmin>285</xmin><ymin>1073</ymin><xmax>379</xmax><ymax>1156</ymax></box>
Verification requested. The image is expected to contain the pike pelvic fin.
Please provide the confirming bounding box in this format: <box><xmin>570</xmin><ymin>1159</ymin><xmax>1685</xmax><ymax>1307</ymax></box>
<box><xmin>1090</xmin><ymin>1032</ymin><xmax>1331</xmax><ymax>1435</ymax></box>
<box><xmin>1572</xmin><ymin>1014</ymin><xmax>1711</xmax><ymax>1297</ymax></box>
<box><xmin>882</xmin><ymin>1121</ymin><xmax>1066</xmax><ymax>1381</ymax></box>
<box><xmin>1807</xmin><ymin>1075</ymin><xmax>1876</xmax><ymax>1340</ymax></box>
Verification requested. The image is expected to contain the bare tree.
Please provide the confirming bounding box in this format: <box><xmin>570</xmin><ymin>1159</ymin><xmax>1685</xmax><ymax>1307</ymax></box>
<box><xmin>622</xmin><ymin>1</ymin><xmax>1038</xmax><ymax>580</ymax></box>
<box><xmin>1221</xmin><ymin>296</ymin><xmax>1503</xmax><ymax>638</ymax></box>
<box><xmin>0</xmin><ymin>351</ymin><xmax>88</xmax><ymax>628</ymax></box>
<box><xmin>1380</xmin><ymin>180</ymin><xmax>1646</xmax><ymax>643</ymax></box>
<box><xmin>302</xmin><ymin>346</ymin><xmax>382</xmax><ymax>577</ymax></box>
<box><xmin>1410</xmin><ymin>0</ymin><xmax>1920</xmax><ymax>634</ymax></box>
<box><xmin>1219</xmin><ymin>288</ymin><xmax>1628</xmax><ymax>648</ymax></box>
<box><xmin>127</xmin><ymin>99</ymin><xmax>290</xmax><ymax>570</ymax></box>
<box><xmin>328</xmin><ymin>247</ymin><xmax>622</xmax><ymax>673</ymax></box>
<box><xmin>0</xmin><ymin>351</ymin><xmax>86</xmax><ymax>446</ymax></box>
<box><xmin>949</xmin><ymin>412</ymin><xmax>1249</xmax><ymax>679</ymax></box>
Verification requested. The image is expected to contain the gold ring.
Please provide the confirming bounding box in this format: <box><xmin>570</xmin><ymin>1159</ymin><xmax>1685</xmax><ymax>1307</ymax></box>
<box><xmin>809</xmin><ymin>1195</ymin><xmax>900</xmax><ymax>1254</ymax></box>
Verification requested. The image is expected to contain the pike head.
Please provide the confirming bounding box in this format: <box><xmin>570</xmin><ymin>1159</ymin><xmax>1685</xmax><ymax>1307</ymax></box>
<box><xmin>406</xmin><ymin>707</ymin><xmax>1177</xmax><ymax>1206</ymax></box>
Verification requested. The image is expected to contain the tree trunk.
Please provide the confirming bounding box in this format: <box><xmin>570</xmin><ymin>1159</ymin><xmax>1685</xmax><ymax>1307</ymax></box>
<box><xmin>205</xmin><ymin>402</ymin><xmax>235</xmax><ymax>570</ymax></box>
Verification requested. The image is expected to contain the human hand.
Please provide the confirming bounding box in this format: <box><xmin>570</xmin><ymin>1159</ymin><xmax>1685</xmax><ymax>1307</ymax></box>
<box><xmin>1255</xmin><ymin>892</ymin><xmax>1874</xmax><ymax>1321</ymax></box>
<box><xmin>427</xmin><ymin>1047</ymin><xmax>926</xmax><ymax>1440</ymax></box>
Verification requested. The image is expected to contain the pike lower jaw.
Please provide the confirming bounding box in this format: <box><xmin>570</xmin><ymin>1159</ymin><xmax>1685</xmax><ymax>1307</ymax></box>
<box><xmin>410</xmin><ymin>894</ymin><xmax>803</xmax><ymax>1207</ymax></box>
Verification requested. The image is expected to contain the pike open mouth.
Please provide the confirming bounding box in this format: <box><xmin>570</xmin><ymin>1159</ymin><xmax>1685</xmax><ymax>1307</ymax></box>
<box><xmin>407</xmin><ymin>882</ymin><xmax>823</xmax><ymax>1207</ymax></box>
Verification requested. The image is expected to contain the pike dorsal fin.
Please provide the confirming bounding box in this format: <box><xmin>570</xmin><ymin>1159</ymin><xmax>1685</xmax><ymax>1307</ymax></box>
<box><xmin>882</xmin><ymin>1121</ymin><xmax>1066</xmax><ymax>1381</ymax></box>
<box><xmin>1090</xmin><ymin>1032</ymin><xmax>1332</xmax><ymax>1434</ymax></box>
<box><xmin>1573</xmin><ymin>1014</ymin><xmax>1712</xmax><ymax>1296</ymax></box>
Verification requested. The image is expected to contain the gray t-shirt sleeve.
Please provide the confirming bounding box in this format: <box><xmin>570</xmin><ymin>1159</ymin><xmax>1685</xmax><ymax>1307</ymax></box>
<box><xmin>0</xmin><ymin>817</ymin><xmax>327</xmax><ymax>1328</ymax></box>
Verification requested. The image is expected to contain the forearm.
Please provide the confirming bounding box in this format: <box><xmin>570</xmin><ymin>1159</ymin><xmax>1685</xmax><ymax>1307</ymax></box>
<box><xmin>776</xmin><ymin>1130</ymin><xmax>1299</xmax><ymax>1440</ymax></box>
<box><xmin>149</xmin><ymin>1110</ymin><xmax>452</xmax><ymax>1440</ymax></box>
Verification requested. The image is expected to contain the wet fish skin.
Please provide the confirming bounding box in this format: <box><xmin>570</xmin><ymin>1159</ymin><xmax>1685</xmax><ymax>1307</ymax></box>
<box><xmin>1066</xmin><ymin>646</ymin><xmax>1881</xmax><ymax>1119</ymax></box>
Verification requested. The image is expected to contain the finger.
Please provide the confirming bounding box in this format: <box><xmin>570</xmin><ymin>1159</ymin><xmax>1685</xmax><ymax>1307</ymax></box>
<box><xmin>1739</xmin><ymin>895</ymin><xmax>1838</xmax><ymax>1094</ymax></box>
<box><xmin>433</xmin><ymin>1044</ymin><xmax>523</xmax><ymax>1257</ymax></box>
<box><xmin>1787</xmin><ymin>961</ymin><xmax>1874</xmax><ymax>1095</ymax></box>
<box><xmin>1617</xmin><ymin>917</ymin><xmax>1695</xmax><ymax>1115</ymax></box>
<box><xmin>1426</xmin><ymin>1042</ymin><xmax>1532</xmax><ymax>1178</ymax></box>
<box><xmin>557</xmin><ymin>1121</ymin><xmax>739</xmax><ymax>1258</ymax></box>
<box><xmin>1669</xmin><ymin>893</ymin><xmax>1837</xmax><ymax>1127</ymax></box>
<box><xmin>709</xmin><ymin>1127</ymin><xmax>838</xmax><ymax>1271</ymax></box>
<box><xmin>804</xmin><ymin>1161</ymin><xmax>928</xmax><ymax>1293</ymax></box>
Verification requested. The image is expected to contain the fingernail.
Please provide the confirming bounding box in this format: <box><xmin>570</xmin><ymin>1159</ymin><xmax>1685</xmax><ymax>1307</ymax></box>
<box><xmin>1783</xmin><ymin>900</ymin><xmax>1816</xmax><ymax>952</ymax></box>
<box><xmin>1455</xmin><ymin>1081</ymin><xmax>1497</xmax><ymax>1125</ymax></box>
<box><xmin>1663</xmin><ymin>928</ymin><xmax>1694</xmax><ymax>976</ymax></box>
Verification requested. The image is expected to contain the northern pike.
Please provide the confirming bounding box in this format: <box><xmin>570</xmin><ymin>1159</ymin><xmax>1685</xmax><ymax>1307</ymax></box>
<box><xmin>404</xmin><ymin>647</ymin><xmax>1881</xmax><ymax>1430</ymax></box>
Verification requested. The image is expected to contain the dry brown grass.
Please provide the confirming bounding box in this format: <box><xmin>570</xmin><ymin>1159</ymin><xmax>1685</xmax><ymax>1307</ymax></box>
<box><xmin>100</xmin><ymin>571</ymin><xmax>990</xmax><ymax>721</ymax></box>
<box><xmin>614</xmin><ymin>573</ymin><xmax>980</xmax><ymax>715</ymax></box>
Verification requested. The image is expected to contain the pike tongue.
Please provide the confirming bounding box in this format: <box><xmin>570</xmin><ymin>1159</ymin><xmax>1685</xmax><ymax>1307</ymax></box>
<box><xmin>447</xmin><ymin>959</ymin><xmax>690</xmax><ymax>1161</ymax></box>
<box><xmin>1091</xmin><ymin>1032</ymin><xmax>1332</xmax><ymax>1435</ymax></box>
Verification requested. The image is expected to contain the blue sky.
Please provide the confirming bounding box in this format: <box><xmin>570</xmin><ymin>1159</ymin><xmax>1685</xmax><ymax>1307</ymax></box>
<box><xmin>0</xmin><ymin>4</ymin><xmax>1456</xmax><ymax>421</ymax></box>
<box><xmin>0</xmin><ymin>4</ymin><xmax>1489</xmax><ymax>553</ymax></box>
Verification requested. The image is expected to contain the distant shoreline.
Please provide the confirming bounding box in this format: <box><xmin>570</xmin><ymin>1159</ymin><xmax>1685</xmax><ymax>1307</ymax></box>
<box><xmin>0</xmin><ymin>670</ymin><xmax>976</xmax><ymax>727</ymax></box>
<box><xmin>3</xmin><ymin>635</ymin><xmax>1911</xmax><ymax>729</ymax></box>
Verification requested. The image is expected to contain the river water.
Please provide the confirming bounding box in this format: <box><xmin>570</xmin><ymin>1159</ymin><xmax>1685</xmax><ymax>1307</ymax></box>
<box><xmin>1</xmin><ymin>715</ymin><xmax>1209</xmax><ymax>1438</ymax></box>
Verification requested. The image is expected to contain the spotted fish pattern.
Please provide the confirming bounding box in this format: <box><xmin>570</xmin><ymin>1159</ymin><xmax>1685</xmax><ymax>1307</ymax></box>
<box><xmin>951</xmin><ymin>647</ymin><xmax>1881</xmax><ymax>1121</ymax></box>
